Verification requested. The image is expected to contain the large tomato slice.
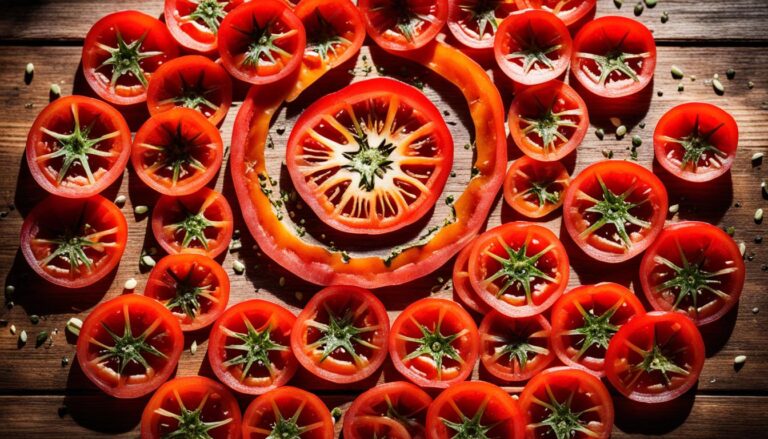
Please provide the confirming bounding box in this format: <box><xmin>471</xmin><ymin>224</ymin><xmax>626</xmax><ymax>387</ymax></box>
<box><xmin>164</xmin><ymin>0</ymin><xmax>245</xmax><ymax>53</ymax></box>
<box><xmin>503</xmin><ymin>156</ymin><xmax>571</xmax><ymax>218</ymax></box>
<box><xmin>525</xmin><ymin>0</ymin><xmax>596</xmax><ymax>28</ymax></box>
<box><xmin>241</xmin><ymin>386</ymin><xmax>333</xmax><ymax>439</ymax></box>
<box><xmin>286</xmin><ymin>77</ymin><xmax>453</xmax><ymax>235</ymax></box>
<box><xmin>447</xmin><ymin>0</ymin><xmax>527</xmax><ymax>49</ymax></box>
<box><xmin>452</xmin><ymin>238</ymin><xmax>492</xmax><ymax>314</ymax></box>
<box><xmin>562</xmin><ymin>160</ymin><xmax>668</xmax><ymax>263</ymax></box>
<box><xmin>75</xmin><ymin>294</ymin><xmax>184</xmax><ymax>398</ymax></box>
<box><xmin>343</xmin><ymin>381</ymin><xmax>433</xmax><ymax>439</ymax></box>
<box><xmin>359</xmin><ymin>0</ymin><xmax>449</xmax><ymax>51</ymax></box>
<box><xmin>479</xmin><ymin>311</ymin><xmax>554</xmax><ymax>382</ymax></box>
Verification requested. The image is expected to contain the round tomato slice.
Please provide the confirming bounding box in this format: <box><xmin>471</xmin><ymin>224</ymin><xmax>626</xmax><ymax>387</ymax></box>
<box><xmin>164</xmin><ymin>0</ymin><xmax>245</xmax><ymax>53</ymax></box>
<box><xmin>503</xmin><ymin>156</ymin><xmax>571</xmax><ymax>218</ymax></box>
<box><xmin>389</xmin><ymin>298</ymin><xmax>479</xmax><ymax>388</ymax></box>
<box><xmin>286</xmin><ymin>77</ymin><xmax>454</xmax><ymax>235</ymax></box>
<box><xmin>82</xmin><ymin>11</ymin><xmax>179</xmax><ymax>106</ymax></box>
<box><xmin>20</xmin><ymin>195</ymin><xmax>127</xmax><ymax>288</ymax></box>
<box><xmin>571</xmin><ymin>16</ymin><xmax>656</xmax><ymax>98</ymax></box>
<box><xmin>426</xmin><ymin>380</ymin><xmax>525</xmax><ymax>439</ymax></box>
<box><xmin>218</xmin><ymin>0</ymin><xmax>306</xmax><ymax>85</ymax></box>
<box><xmin>653</xmin><ymin>102</ymin><xmax>739</xmax><ymax>183</ymax></box>
<box><xmin>605</xmin><ymin>311</ymin><xmax>705</xmax><ymax>403</ymax></box>
<box><xmin>343</xmin><ymin>381</ymin><xmax>433</xmax><ymax>439</ymax></box>
<box><xmin>494</xmin><ymin>9</ymin><xmax>573</xmax><ymax>86</ymax></box>
<box><xmin>550</xmin><ymin>283</ymin><xmax>645</xmax><ymax>377</ymax></box>
<box><xmin>453</xmin><ymin>239</ymin><xmax>492</xmax><ymax>314</ymax></box>
<box><xmin>468</xmin><ymin>222</ymin><xmax>569</xmax><ymax>318</ymax></box>
<box><xmin>75</xmin><ymin>294</ymin><xmax>184</xmax><ymax>399</ymax></box>
<box><xmin>508</xmin><ymin>80</ymin><xmax>589</xmax><ymax>161</ymax></box>
<box><xmin>525</xmin><ymin>0</ymin><xmax>596</xmax><ymax>28</ymax></box>
<box><xmin>141</xmin><ymin>375</ymin><xmax>242</xmax><ymax>439</ymax></box>
<box><xmin>151</xmin><ymin>187</ymin><xmax>234</xmax><ymax>259</ymax></box>
<box><xmin>146</xmin><ymin>55</ymin><xmax>233</xmax><ymax>126</ymax></box>
<box><xmin>479</xmin><ymin>311</ymin><xmax>554</xmax><ymax>382</ymax></box>
<box><xmin>132</xmin><ymin>108</ymin><xmax>223</xmax><ymax>196</ymax></box>
<box><xmin>562</xmin><ymin>160</ymin><xmax>668</xmax><ymax>263</ymax></box>
<box><xmin>640</xmin><ymin>221</ymin><xmax>745</xmax><ymax>326</ymax></box>
<box><xmin>520</xmin><ymin>367</ymin><xmax>614</xmax><ymax>439</ymax></box>
<box><xmin>25</xmin><ymin>96</ymin><xmax>131</xmax><ymax>198</ymax></box>
<box><xmin>447</xmin><ymin>0</ymin><xmax>526</xmax><ymax>49</ymax></box>
<box><xmin>241</xmin><ymin>386</ymin><xmax>333</xmax><ymax>439</ymax></box>
<box><xmin>143</xmin><ymin>254</ymin><xmax>230</xmax><ymax>331</ymax></box>
<box><xmin>208</xmin><ymin>299</ymin><xmax>298</xmax><ymax>395</ymax></box>
<box><xmin>359</xmin><ymin>0</ymin><xmax>448</xmax><ymax>51</ymax></box>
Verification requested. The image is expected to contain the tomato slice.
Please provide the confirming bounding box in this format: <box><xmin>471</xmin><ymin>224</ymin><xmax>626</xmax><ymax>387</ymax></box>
<box><xmin>453</xmin><ymin>239</ymin><xmax>492</xmax><ymax>314</ymax></box>
<box><xmin>525</xmin><ymin>0</ymin><xmax>596</xmax><ymax>28</ymax></box>
<box><xmin>346</xmin><ymin>416</ymin><xmax>410</xmax><ymax>439</ymax></box>
<box><xmin>494</xmin><ymin>9</ymin><xmax>573</xmax><ymax>86</ymax></box>
<box><xmin>447</xmin><ymin>0</ymin><xmax>527</xmax><ymax>49</ymax></box>
<box><xmin>286</xmin><ymin>77</ymin><xmax>453</xmax><ymax>234</ymax></box>
<box><xmin>550</xmin><ymin>283</ymin><xmax>645</xmax><ymax>377</ymax></box>
<box><xmin>218</xmin><ymin>0</ymin><xmax>306</xmax><ymax>85</ymax></box>
<box><xmin>479</xmin><ymin>311</ymin><xmax>554</xmax><ymax>382</ymax></box>
<box><xmin>426</xmin><ymin>381</ymin><xmax>526</xmax><ymax>438</ymax></box>
<box><xmin>503</xmin><ymin>156</ymin><xmax>571</xmax><ymax>218</ymax></box>
<box><xmin>571</xmin><ymin>16</ymin><xmax>656</xmax><ymax>98</ymax></box>
<box><xmin>562</xmin><ymin>160</ymin><xmax>668</xmax><ymax>263</ymax></box>
<box><xmin>164</xmin><ymin>0</ymin><xmax>245</xmax><ymax>53</ymax></box>
<box><xmin>653</xmin><ymin>102</ymin><xmax>739</xmax><ymax>183</ymax></box>
<box><xmin>640</xmin><ymin>221</ymin><xmax>745</xmax><ymax>326</ymax></box>
<box><xmin>520</xmin><ymin>367</ymin><xmax>614</xmax><ymax>439</ymax></box>
<box><xmin>82</xmin><ymin>11</ymin><xmax>179</xmax><ymax>106</ymax></box>
<box><xmin>20</xmin><ymin>195</ymin><xmax>127</xmax><ymax>288</ymax></box>
<box><xmin>146</xmin><ymin>55</ymin><xmax>233</xmax><ymax>126</ymax></box>
<box><xmin>75</xmin><ymin>294</ymin><xmax>183</xmax><ymax>398</ymax></box>
<box><xmin>359</xmin><ymin>0</ymin><xmax>448</xmax><ymax>51</ymax></box>
<box><xmin>508</xmin><ymin>80</ymin><xmax>589</xmax><ymax>161</ymax></box>
<box><xmin>143</xmin><ymin>254</ymin><xmax>230</xmax><ymax>331</ymax></box>
<box><xmin>343</xmin><ymin>381</ymin><xmax>432</xmax><ymax>439</ymax></box>
<box><xmin>241</xmin><ymin>386</ymin><xmax>333</xmax><ymax>439</ymax></box>
<box><xmin>140</xmin><ymin>375</ymin><xmax>242</xmax><ymax>439</ymax></box>
<box><xmin>25</xmin><ymin>96</ymin><xmax>131</xmax><ymax>198</ymax></box>
<box><xmin>389</xmin><ymin>298</ymin><xmax>479</xmax><ymax>388</ymax></box>
<box><xmin>468</xmin><ymin>222</ymin><xmax>570</xmax><ymax>318</ymax></box>
<box><xmin>208</xmin><ymin>299</ymin><xmax>298</xmax><ymax>395</ymax></box>
<box><xmin>605</xmin><ymin>312</ymin><xmax>705</xmax><ymax>403</ymax></box>
<box><xmin>151</xmin><ymin>187</ymin><xmax>234</xmax><ymax>259</ymax></box>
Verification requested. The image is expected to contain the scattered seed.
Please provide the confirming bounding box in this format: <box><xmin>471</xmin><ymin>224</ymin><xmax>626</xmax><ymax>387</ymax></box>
<box><xmin>10</xmin><ymin>324</ymin><xmax>16</xmax><ymax>335</ymax></box>
<box><xmin>752</xmin><ymin>152</ymin><xmax>764</xmax><ymax>164</ymax></box>
<box><xmin>726</xmin><ymin>68</ymin><xmax>736</xmax><ymax>80</ymax></box>
<box><xmin>661</xmin><ymin>11</ymin><xmax>669</xmax><ymax>23</ymax></box>
<box><xmin>331</xmin><ymin>407</ymin><xmax>343</xmax><ymax>422</ymax></box>
<box><xmin>639</xmin><ymin>122</ymin><xmax>646</xmax><ymax>129</ymax></box>
<box><xmin>141</xmin><ymin>255</ymin><xmax>156</xmax><ymax>268</ymax></box>
<box><xmin>50</xmin><ymin>83</ymin><xmax>61</xmax><ymax>98</ymax></box>
<box><xmin>677</xmin><ymin>83</ymin><xmax>685</xmax><ymax>92</ymax></box>
<box><xmin>595</xmin><ymin>128</ymin><xmax>605</xmax><ymax>140</ymax></box>
<box><xmin>190</xmin><ymin>340</ymin><xmax>197</xmax><ymax>355</ymax></box>
<box><xmin>279</xmin><ymin>276</ymin><xmax>286</xmax><ymax>287</ymax></box>
<box><xmin>669</xmin><ymin>204</ymin><xmax>680</xmax><ymax>214</ymax></box>
<box><xmin>134</xmin><ymin>205</ymin><xmax>148</xmax><ymax>215</ymax></box>
<box><xmin>671</xmin><ymin>66</ymin><xmax>684</xmax><ymax>79</ymax></box>
<box><xmin>634</xmin><ymin>2</ymin><xmax>644</xmax><ymax>15</ymax></box>
<box><xmin>124</xmin><ymin>278</ymin><xmax>138</xmax><ymax>290</ymax></box>
<box><xmin>738</xmin><ymin>242</ymin><xmax>746</xmax><ymax>257</ymax></box>
<box><xmin>29</xmin><ymin>315</ymin><xmax>40</xmax><ymax>325</ymax></box>
<box><xmin>631</xmin><ymin>135</ymin><xmax>642</xmax><ymax>147</ymax></box>
<box><xmin>36</xmin><ymin>331</ymin><xmax>49</xmax><ymax>348</ymax></box>
<box><xmin>762</xmin><ymin>181</ymin><xmax>768</xmax><ymax>197</ymax></box>
<box><xmin>61</xmin><ymin>356</ymin><xmax>69</xmax><ymax>367</ymax></box>
<box><xmin>755</xmin><ymin>208</ymin><xmax>764</xmax><ymax>223</ymax></box>
<box><xmin>713</xmin><ymin>78</ymin><xmax>725</xmax><ymax>95</ymax></box>
<box><xmin>19</xmin><ymin>330</ymin><xmax>27</xmax><ymax>345</ymax></box>
<box><xmin>726</xmin><ymin>226</ymin><xmax>736</xmax><ymax>236</ymax></box>
<box><xmin>734</xmin><ymin>355</ymin><xmax>747</xmax><ymax>365</ymax></box>
<box><xmin>5</xmin><ymin>285</ymin><xmax>15</xmax><ymax>295</ymax></box>
<box><xmin>233</xmin><ymin>260</ymin><xmax>245</xmax><ymax>275</ymax></box>
<box><xmin>25</xmin><ymin>62</ymin><xmax>34</xmax><ymax>76</ymax></box>
<box><xmin>601</xmin><ymin>149</ymin><xmax>614</xmax><ymax>159</ymax></box>
<box><xmin>66</xmin><ymin>317</ymin><xmax>82</xmax><ymax>336</ymax></box>
<box><xmin>613</xmin><ymin>0</ymin><xmax>623</xmax><ymax>8</ymax></box>
<box><xmin>615</xmin><ymin>125</ymin><xmax>627</xmax><ymax>138</ymax></box>
<box><xmin>748</xmin><ymin>81</ymin><xmax>755</xmax><ymax>89</ymax></box>
<box><xmin>753</xmin><ymin>307</ymin><xmax>760</xmax><ymax>314</ymax></box>
<box><xmin>644</xmin><ymin>0</ymin><xmax>657</xmax><ymax>7</ymax></box>
<box><xmin>114</xmin><ymin>195</ymin><xmax>126</xmax><ymax>207</ymax></box>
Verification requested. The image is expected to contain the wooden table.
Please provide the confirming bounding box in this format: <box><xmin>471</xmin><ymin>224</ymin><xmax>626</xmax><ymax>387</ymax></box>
<box><xmin>0</xmin><ymin>1</ymin><xmax>767</xmax><ymax>437</ymax></box>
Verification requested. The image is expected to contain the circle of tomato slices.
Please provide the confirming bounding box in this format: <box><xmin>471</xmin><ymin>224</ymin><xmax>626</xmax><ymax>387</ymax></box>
<box><xmin>448</xmin><ymin>0</ymin><xmax>526</xmax><ymax>49</ymax></box>
<box><xmin>562</xmin><ymin>160</ymin><xmax>668</xmax><ymax>263</ymax></box>
<box><xmin>75</xmin><ymin>294</ymin><xmax>184</xmax><ymax>399</ymax></box>
<box><xmin>164</xmin><ymin>0</ymin><xmax>245</xmax><ymax>53</ymax></box>
<box><xmin>526</xmin><ymin>0</ymin><xmax>596</xmax><ymax>29</ymax></box>
<box><xmin>503</xmin><ymin>156</ymin><xmax>571</xmax><ymax>218</ymax></box>
<box><xmin>359</xmin><ymin>0</ymin><xmax>449</xmax><ymax>51</ymax></box>
<box><xmin>241</xmin><ymin>386</ymin><xmax>333</xmax><ymax>439</ymax></box>
<box><xmin>453</xmin><ymin>238</ymin><xmax>491</xmax><ymax>314</ymax></box>
<box><xmin>343</xmin><ymin>381</ymin><xmax>432</xmax><ymax>439</ymax></box>
<box><xmin>26</xmin><ymin>96</ymin><xmax>131</xmax><ymax>198</ymax></box>
<box><xmin>286</xmin><ymin>77</ymin><xmax>454</xmax><ymax>235</ymax></box>
<box><xmin>479</xmin><ymin>311</ymin><xmax>554</xmax><ymax>382</ymax></box>
<box><xmin>140</xmin><ymin>375</ymin><xmax>242</xmax><ymax>439</ymax></box>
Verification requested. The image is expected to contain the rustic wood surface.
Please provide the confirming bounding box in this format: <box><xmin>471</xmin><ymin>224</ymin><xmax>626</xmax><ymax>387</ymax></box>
<box><xmin>0</xmin><ymin>1</ymin><xmax>767</xmax><ymax>438</ymax></box>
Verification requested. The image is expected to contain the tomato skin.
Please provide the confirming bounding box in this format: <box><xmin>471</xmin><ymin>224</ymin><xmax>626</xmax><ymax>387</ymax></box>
<box><xmin>525</xmin><ymin>0</ymin><xmax>596</xmax><ymax>28</ymax></box>
<box><xmin>359</xmin><ymin>0</ymin><xmax>449</xmax><ymax>51</ymax></box>
<box><xmin>164</xmin><ymin>0</ymin><xmax>245</xmax><ymax>53</ymax></box>
<box><xmin>452</xmin><ymin>239</ymin><xmax>492</xmax><ymax>314</ymax></box>
<box><xmin>343</xmin><ymin>381</ymin><xmax>433</xmax><ymax>439</ymax></box>
<box><xmin>140</xmin><ymin>375</ymin><xmax>242</xmax><ymax>439</ymax></box>
<box><xmin>653</xmin><ymin>102</ymin><xmax>739</xmax><ymax>183</ymax></box>
<box><xmin>241</xmin><ymin>386</ymin><xmax>334</xmax><ymax>439</ymax></box>
<box><xmin>447</xmin><ymin>0</ymin><xmax>527</xmax><ymax>49</ymax></box>
<box><xmin>479</xmin><ymin>311</ymin><xmax>554</xmax><ymax>382</ymax></box>
<box><xmin>503</xmin><ymin>156</ymin><xmax>571</xmax><ymax>218</ymax></box>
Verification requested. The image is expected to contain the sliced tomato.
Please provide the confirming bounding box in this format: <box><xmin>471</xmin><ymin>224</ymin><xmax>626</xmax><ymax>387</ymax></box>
<box><xmin>479</xmin><ymin>311</ymin><xmax>554</xmax><ymax>382</ymax></box>
<box><xmin>426</xmin><ymin>380</ymin><xmax>525</xmax><ymax>439</ymax></box>
<box><xmin>453</xmin><ymin>239</ymin><xmax>492</xmax><ymax>314</ymax></box>
<box><xmin>132</xmin><ymin>108</ymin><xmax>223</xmax><ymax>196</ymax></box>
<box><xmin>20</xmin><ymin>195</ymin><xmax>127</xmax><ymax>288</ymax></box>
<box><xmin>562</xmin><ymin>160</ymin><xmax>668</xmax><ymax>263</ymax></box>
<box><xmin>286</xmin><ymin>77</ymin><xmax>454</xmax><ymax>234</ymax></box>
<box><xmin>343</xmin><ymin>381</ymin><xmax>433</xmax><ymax>439</ymax></box>
<box><xmin>82</xmin><ymin>11</ymin><xmax>179</xmax><ymax>106</ymax></box>
<box><xmin>146</xmin><ymin>55</ymin><xmax>233</xmax><ymax>126</ymax></box>
<box><xmin>550</xmin><ymin>283</ymin><xmax>645</xmax><ymax>377</ymax></box>
<box><xmin>468</xmin><ymin>222</ymin><xmax>569</xmax><ymax>318</ymax></box>
<box><xmin>503</xmin><ymin>156</ymin><xmax>571</xmax><ymax>218</ymax></box>
<box><xmin>141</xmin><ymin>375</ymin><xmax>242</xmax><ymax>439</ymax></box>
<box><xmin>520</xmin><ymin>367</ymin><xmax>614</xmax><ymax>439</ymax></box>
<box><xmin>526</xmin><ymin>0</ymin><xmax>596</xmax><ymax>28</ymax></box>
<box><xmin>164</xmin><ymin>0</ymin><xmax>245</xmax><ymax>53</ymax></box>
<box><xmin>346</xmin><ymin>416</ymin><xmax>410</xmax><ymax>439</ymax></box>
<box><xmin>389</xmin><ymin>298</ymin><xmax>479</xmax><ymax>388</ymax></box>
<box><xmin>25</xmin><ymin>96</ymin><xmax>130</xmax><ymax>198</ymax></box>
<box><xmin>448</xmin><ymin>0</ymin><xmax>527</xmax><ymax>49</ymax></box>
<box><xmin>241</xmin><ymin>386</ymin><xmax>333</xmax><ymax>439</ymax></box>
<box><xmin>653</xmin><ymin>102</ymin><xmax>739</xmax><ymax>183</ymax></box>
<box><xmin>218</xmin><ymin>0</ymin><xmax>306</xmax><ymax>85</ymax></box>
<box><xmin>151</xmin><ymin>187</ymin><xmax>234</xmax><ymax>259</ymax></box>
<box><xmin>208</xmin><ymin>299</ymin><xmax>298</xmax><ymax>395</ymax></box>
<box><xmin>75</xmin><ymin>294</ymin><xmax>184</xmax><ymax>398</ymax></box>
<box><xmin>605</xmin><ymin>311</ymin><xmax>705</xmax><ymax>403</ymax></box>
<box><xmin>494</xmin><ymin>9</ymin><xmax>573</xmax><ymax>86</ymax></box>
<box><xmin>143</xmin><ymin>254</ymin><xmax>230</xmax><ymax>331</ymax></box>
<box><xmin>640</xmin><ymin>221</ymin><xmax>745</xmax><ymax>326</ymax></box>
<box><xmin>508</xmin><ymin>80</ymin><xmax>589</xmax><ymax>161</ymax></box>
<box><xmin>571</xmin><ymin>16</ymin><xmax>656</xmax><ymax>98</ymax></box>
<box><xmin>359</xmin><ymin>0</ymin><xmax>448</xmax><ymax>51</ymax></box>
